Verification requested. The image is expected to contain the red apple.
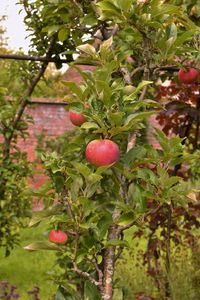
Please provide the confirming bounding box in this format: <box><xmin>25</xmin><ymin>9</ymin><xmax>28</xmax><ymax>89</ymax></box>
<box><xmin>178</xmin><ymin>68</ymin><xmax>199</xmax><ymax>84</ymax></box>
<box><xmin>85</xmin><ymin>139</ymin><xmax>120</xmax><ymax>167</ymax></box>
<box><xmin>48</xmin><ymin>229</ymin><xmax>68</xmax><ymax>244</ymax></box>
<box><xmin>69</xmin><ymin>111</ymin><xmax>86</xmax><ymax>126</ymax></box>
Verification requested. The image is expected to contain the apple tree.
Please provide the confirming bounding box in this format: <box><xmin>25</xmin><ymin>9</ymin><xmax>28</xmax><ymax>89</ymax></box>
<box><xmin>20</xmin><ymin>0</ymin><xmax>200</xmax><ymax>299</ymax></box>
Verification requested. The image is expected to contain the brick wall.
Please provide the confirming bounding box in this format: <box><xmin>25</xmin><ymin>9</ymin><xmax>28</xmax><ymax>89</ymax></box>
<box><xmin>21</xmin><ymin>100</ymin><xmax>74</xmax><ymax>200</ymax></box>
<box><xmin>17</xmin><ymin>100</ymin><xmax>74</xmax><ymax>162</ymax></box>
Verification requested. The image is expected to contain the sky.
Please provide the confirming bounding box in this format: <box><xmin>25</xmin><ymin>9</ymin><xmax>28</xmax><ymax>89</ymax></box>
<box><xmin>0</xmin><ymin>0</ymin><xmax>30</xmax><ymax>52</ymax></box>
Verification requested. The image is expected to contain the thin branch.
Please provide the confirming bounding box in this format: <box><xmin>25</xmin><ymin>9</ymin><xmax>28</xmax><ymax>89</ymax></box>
<box><xmin>0</xmin><ymin>53</ymin><xmax>71</xmax><ymax>64</ymax></box>
<box><xmin>130</xmin><ymin>66</ymin><xmax>145</xmax><ymax>77</ymax></box>
<box><xmin>139</xmin><ymin>84</ymin><xmax>149</xmax><ymax>101</ymax></box>
<box><xmin>61</xmin><ymin>189</ymin><xmax>75</xmax><ymax>220</ymax></box>
<box><xmin>72</xmin><ymin>262</ymin><xmax>100</xmax><ymax>287</ymax></box>
<box><xmin>120</xmin><ymin>67</ymin><xmax>133</xmax><ymax>85</ymax></box>
<box><xmin>2</xmin><ymin>37</ymin><xmax>57</xmax><ymax>161</ymax></box>
<box><xmin>86</xmin><ymin>257</ymin><xmax>104</xmax><ymax>290</ymax></box>
<box><xmin>111</xmin><ymin>24</ymin><xmax>119</xmax><ymax>36</ymax></box>
<box><xmin>114</xmin><ymin>246</ymin><xmax>123</xmax><ymax>262</ymax></box>
<box><xmin>72</xmin><ymin>0</ymin><xmax>84</xmax><ymax>13</ymax></box>
<box><xmin>14</xmin><ymin>38</ymin><xmax>57</xmax><ymax>127</ymax></box>
<box><xmin>114</xmin><ymin>233</ymin><xmax>124</xmax><ymax>262</ymax></box>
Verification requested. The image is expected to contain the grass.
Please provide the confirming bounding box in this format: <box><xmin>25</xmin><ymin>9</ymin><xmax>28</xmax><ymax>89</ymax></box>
<box><xmin>1</xmin><ymin>224</ymin><xmax>200</xmax><ymax>300</ymax></box>
<box><xmin>0</xmin><ymin>223</ymin><xmax>57</xmax><ymax>300</ymax></box>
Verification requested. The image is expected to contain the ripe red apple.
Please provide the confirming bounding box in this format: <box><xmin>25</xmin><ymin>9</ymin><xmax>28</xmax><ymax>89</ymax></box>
<box><xmin>85</xmin><ymin>139</ymin><xmax>120</xmax><ymax>167</ymax></box>
<box><xmin>178</xmin><ymin>68</ymin><xmax>199</xmax><ymax>84</ymax></box>
<box><xmin>69</xmin><ymin>111</ymin><xmax>86</xmax><ymax>126</ymax></box>
<box><xmin>48</xmin><ymin>229</ymin><xmax>68</xmax><ymax>244</ymax></box>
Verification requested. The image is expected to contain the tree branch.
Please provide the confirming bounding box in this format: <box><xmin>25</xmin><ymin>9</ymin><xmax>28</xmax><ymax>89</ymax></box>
<box><xmin>2</xmin><ymin>36</ymin><xmax>57</xmax><ymax>160</ymax></box>
<box><xmin>120</xmin><ymin>67</ymin><xmax>133</xmax><ymax>85</ymax></box>
<box><xmin>86</xmin><ymin>257</ymin><xmax>104</xmax><ymax>291</ymax></box>
<box><xmin>0</xmin><ymin>53</ymin><xmax>71</xmax><ymax>64</ymax></box>
<box><xmin>72</xmin><ymin>262</ymin><xmax>100</xmax><ymax>287</ymax></box>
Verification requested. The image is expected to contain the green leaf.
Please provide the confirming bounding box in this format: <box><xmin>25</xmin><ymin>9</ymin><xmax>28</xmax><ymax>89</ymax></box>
<box><xmin>77</xmin><ymin>44</ymin><xmax>96</xmax><ymax>56</ymax></box>
<box><xmin>116</xmin><ymin>0</ymin><xmax>132</xmax><ymax>11</ymax></box>
<box><xmin>72</xmin><ymin>162</ymin><xmax>91</xmax><ymax>178</ymax></box>
<box><xmin>124</xmin><ymin>81</ymin><xmax>153</xmax><ymax>101</ymax></box>
<box><xmin>132</xmin><ymin>185</ymin><xmax>147</xmax><ymax>213</ymax></box>
<box><xmin>58</xmin><ymin>28</ymin><xmax>69</xmax><ymax>42</ymax></box>
<box><xmin>96</xmin><ymin>80</ymin><xmax>112</xmax><ymax>106</ymax></box>
<box><xmin>100</xmin><ymin>36</ymin><xmax>113</xmax><ymax>50</ymax></box>
<box><xmin>124</xmin><ymin>111</ymin><xmax>155</xmax><ymax>128</ymax></box>
<box><xmin>80</xmin><ymin>233</ymin><xmax>97</xmax><ymax>249</ymax></box>
<box><xmin>56</xmin><ymin>286</ymin><xmax>80</xmax><ymax>300</ymax></box>
<box><xmin>105</xmin><ymin>239</ymin><xmax>129</xmax><ymax>248</ymax></box>
<box><xmin>154</xmin><ymin>128</ymin><xmax>171</xmax><ymax>152</ymax></box>
<box><xmin>96</xmin><ymin>165</ymin><xmax>113</xmax><ymax>175</ymax></box>
<box><xmin>173</xmin><ymin>30</ymin><xmax>197</xmax><ymax>48</ymax></box>
<box><xmin>137</xmin><ymin>168</ymin><xmax>157</xmax><ymax>185</ymax></box>
<box><xmin>84</xmin><ymin>281</ymin><xmax>101</xmax><ymax>300</ymax></box>
<box><xmin>24</xmin><ymin>241</ymin><xmax>61</xmax><ymax>251</ymax></box>
<box><xmin>151</xmin><ymin>3</ymin><xmax>180</xmax><ymax>18</ymax></box>
<box><xmin>62</xmin><ymin>81</ymin><xmax>82</xmax><ymax>98</ymax></box>
<box><xmin>42</xmin><ymin>25</ymin><xmax>61</xmax><ymax>36</ymax></box>
<box><xmin>81</xmin><ymin>13</ymin><xmax>98</xmax><ymax>26</ymax></box>
<box><xmin>87</xmin><ymin>173</ymin><xmax>102</xmax><ymax>184</ymax></box>
<box><xmin>97</xmin><ymin>0</ymin><xmax>122</xmax><ymax>18</ymax></box>
<box><xmin>117</xmin><ymin>211</ymin><xmax>135</xmax><ymax>226</ymax></box>
<box><xmin>97</xmin><ymin>214</ymin><xmax>112</xmax><ymax>239</ymax></box>
<box><xmin>29</xmin><ymin>208</ymin><xmax>61</xmax><ymax>227</ymax></box>
<box><xmin>157</xmin><ymin>166</ymin><xmax>169</xmax><ymax>182</ymax></box>
<box><xmin>164</xmin><ymin>176</ymin><xmax>180</xmax><ymax>189</ymax></box>
<box><xmin>81</xmin><ymin>122</ymin><xmax>99</xmax><ymax>129</ymax></box>
<box><xmin>108</xmin><ymin>112</ymin><xmax>125</xmax><ymax>126</ymax></box>
<box><xmin>124</xmin><ymin>146</ymin><xmax>146</xmax><ymax>165</ymax></box>
<box><xmin>54</xmin><ymin>174</ymin><xmax>65</xmax><ymax>193</ymax></box>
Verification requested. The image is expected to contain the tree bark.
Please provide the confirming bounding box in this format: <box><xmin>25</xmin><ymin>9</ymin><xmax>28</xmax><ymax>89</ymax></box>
<box><xmin>102</xmin><ymin>212</ymin><xmax>121</xmax><ymax>300</ymax></box>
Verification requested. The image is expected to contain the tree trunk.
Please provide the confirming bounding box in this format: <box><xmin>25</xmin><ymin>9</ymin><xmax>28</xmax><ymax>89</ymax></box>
<box><xmin>102</xmin><ymin>211</ymin><xmax>121</xmax><ymax>300</ymax></box>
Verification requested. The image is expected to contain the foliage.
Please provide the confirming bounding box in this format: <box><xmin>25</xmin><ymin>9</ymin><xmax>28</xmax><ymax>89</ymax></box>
<box><xmin>1</xmin><ymin>0</ymin><xmax>200</xmax><ymax>299</ymax></box>
<box><xmin>20</xmin><ymin>0</ymin><xmax>200</xmax><ymax>299</ymax></box>
<box><xmin>0</xmin><ymin>86</ymin><xmax>32</xmax><ymax>255</ymax></box>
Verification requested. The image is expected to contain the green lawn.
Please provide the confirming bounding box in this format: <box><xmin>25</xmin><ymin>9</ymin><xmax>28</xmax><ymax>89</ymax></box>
<box><xmin>0</xmin><ymin>224</ymin><xmax>198</xmax><ymax>300</ymax></box>
<box><xmin>0</xmin><ymin>224</ymin><xmax>57</xmax><ymax>299</ymax></box>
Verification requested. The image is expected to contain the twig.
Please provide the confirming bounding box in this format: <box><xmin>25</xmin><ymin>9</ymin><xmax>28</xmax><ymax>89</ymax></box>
<box><xmin>61</xmin><ymin>189</ymin><xmax>75</xmax><ymax>220</ymax></box>
<box><xmin>72</xmin><ymin>262</ymin><xmax>100</xmax><ymax>286</ymax></box>
<box><xmin>0</xmin><ymin>53</ymin><xmax>71</xmax><ymax>64</ymax></box>
<box><xmin>120</xmin><ymin>67</ymin><xmax>133</xmax><ymax>85</ymax></box>
<box><xmin>86</xmin><ymin>257</ymin><xmax>104</xmax><ymax>291</ymax></box>
<box><xmin>131</xmin><ymin>66</ymin><xmax>145</xmax><ymax>77</ymax></box>
<box><xmin>2</xmin><ymin>36</ymin><xmax>57</xmax><ymax>161</ymax></box>
<box><xmin>72</xmin><ymin>0</ymin><xmax>84</xmax><ymax>13</ymax></box>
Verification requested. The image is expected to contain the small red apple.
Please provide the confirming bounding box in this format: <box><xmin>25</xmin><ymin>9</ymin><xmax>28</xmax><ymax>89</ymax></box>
<box><xmin>48</xmin><ymin>230</ymin><xmax>68</xmax><ymax>244</ymax></box>
<box><xmin>178</xmin><ymin>68</ymin><xmax>199</xmax><ymax>84</ymax></box>
<box><xmin>85</xmin><ymin>139</ymin><xmax>120</xmax><ymax>167</ymax></box>
<box><xmin>69</xmin><ymin>111</ymin><xmax>86</xmax><ymax>126</ymax></box>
